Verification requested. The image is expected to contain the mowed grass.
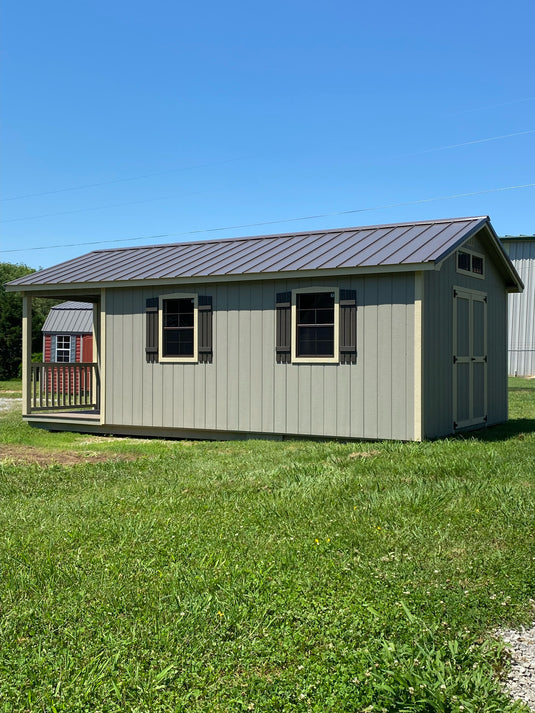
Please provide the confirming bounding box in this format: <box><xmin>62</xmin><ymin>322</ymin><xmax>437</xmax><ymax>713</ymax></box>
<box><xmin>0</xmin><ymin>380</ymin><xmax>534</xmax><ymax>712</ymax></box>
<box><xmin>0</xmin><ymin>379</ymin><xmax>23</xmax><ymax>398</ymax></box>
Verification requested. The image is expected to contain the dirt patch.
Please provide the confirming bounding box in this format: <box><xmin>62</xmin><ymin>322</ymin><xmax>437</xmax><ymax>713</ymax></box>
<box><xmin>349</xmin><ymin>450</ymin><xmax>380</xmax><ymax>459</ymax></box>
<box><xmin>0</xmin><ymin>444</ymin><xmax>139</xmax><ymax>467</ymax></box>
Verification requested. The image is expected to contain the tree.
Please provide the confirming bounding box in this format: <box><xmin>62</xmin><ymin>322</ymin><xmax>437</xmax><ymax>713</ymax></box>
<box><xmin>0</xmin><ymin>263</ymin><xmax>57</xmax><ymax>380</ymax></box>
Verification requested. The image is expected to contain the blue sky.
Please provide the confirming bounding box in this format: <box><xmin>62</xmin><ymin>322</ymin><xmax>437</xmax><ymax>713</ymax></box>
<box><xmin>2</xmin><ymin>0</ymin><xmax>534</xmax><ymax>270</ymax></box>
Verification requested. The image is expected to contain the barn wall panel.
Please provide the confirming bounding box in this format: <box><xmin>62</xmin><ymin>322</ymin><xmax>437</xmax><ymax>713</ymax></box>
<box><xmin>104</xmin><ymin>273</ymin><xmax>416</xmax><ymax>440</ymax></box>
<box><xmin>504</xmin><ymin>240</ymin><xmax>535</xmax><ymax>376</ymax></box>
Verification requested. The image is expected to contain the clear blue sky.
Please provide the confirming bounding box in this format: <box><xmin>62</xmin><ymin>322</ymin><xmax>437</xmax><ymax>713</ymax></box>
<box><xmin>2</xmin><ymin>0</ymin><xmax>534</xmax><ymax>270</ymax></box>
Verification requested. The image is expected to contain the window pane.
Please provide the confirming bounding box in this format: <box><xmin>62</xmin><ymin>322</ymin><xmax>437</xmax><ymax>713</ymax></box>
<box><xmin>164</xmin><ymin>329</ymin><xmax>194</xmax><ymax>356</ymax></box>
<box><xmin>297</xmin><ymin>326</ymin><xmax>334</xmax><ymax>357</ymax></box>
<box><xmin>298</xmin><ymin>308</ymin><xmax>316</xmax><ymax>325</ymax></box>
<box><xmin>164</xmin><ymin>300</ymin><xmax>179</xmax><ymax>327</ymax></box>
<box><xmin>472</xmin><ymin>255</ymin><xmax>484</xmax><ymax>275</ymax></box>
<box><xmin>457</xmin><ymin>252</ymin><xmax>471</xmax><ymax>271</ymax></box>
<box><xmin>56</xmin><ymin>335</ymin><xmax>70</xmax><ymax>362</ymax></box>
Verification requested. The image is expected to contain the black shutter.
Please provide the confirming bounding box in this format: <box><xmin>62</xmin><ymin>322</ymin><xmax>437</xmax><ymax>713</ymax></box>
<box><xmin>339</xmin><ymin>289</ymin><xmax>357</xmax><ymax>364</ymax></box>
<box><xmin>198</xmin><ymin>296</ymin><xmax>213</xmax><ymax>364</ymax></box>
<box><xmin>276</xmin><ymin>291</ymin><xmax>291</xmax><ymax>364</ymax></box>
<box><xmin>145</xmin><ymin>297</ymin><xmax>159</xmax><ymax>363</ymax></box>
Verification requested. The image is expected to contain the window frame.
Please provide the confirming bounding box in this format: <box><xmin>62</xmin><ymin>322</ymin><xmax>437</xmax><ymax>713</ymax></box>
<box><xmin>291</xmin><ymin>287</ymin><xmax>340</xmax><ymax>364</ymax></box>
<box><xmin>456</xmin><ymin>248</ymin><xmax>485</xmax><ymax>280</ymax></box>
<box><xmin>55</xmin><ymin>335</ymin><xmax>71</xmax><ymax>363</ymax></box>
<box><xmin>158</xmin><ymin>293</ymin><xmax>198</xmax><ymax>363</ymax></box>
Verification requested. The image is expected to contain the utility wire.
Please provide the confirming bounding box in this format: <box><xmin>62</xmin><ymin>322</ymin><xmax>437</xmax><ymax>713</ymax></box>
<box><xmin>0</xmin><ymin>156</ymin><xmax>251</xmax><ymax>202</ymax></box>
<box><xmin>2</xmin><ymin>127</ymin><xmax>533</xmax><ymax>213</ymax></box>
<box><xmin>2</xmin><ymin>181</ymin><xmax>534</xmax><ymax>254</ymax></box>
<box><xmin>2</xmin><ymin>128</ymin><xmax>534</xmax><ymax>225</ymax></box>
<box><xmin>401</xmin><ymin>129</ymin><xmax>535</xmax><ymax>156</ymax></box>
<box><xmin>0</xmin><ymin>192</ymin><xmax>206</xmax><ymax>224</ymax></box>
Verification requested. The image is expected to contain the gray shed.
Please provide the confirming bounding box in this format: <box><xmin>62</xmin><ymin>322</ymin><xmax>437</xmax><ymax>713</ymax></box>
<box><xmin>500</xmin><ymin>236</ymin><xmax>535</xmax><ymax>377</ymax></box>
<box><xmin>7</xmin><ymin>216</ymin><xmax>523</xmax><ymax>441</ymax></box>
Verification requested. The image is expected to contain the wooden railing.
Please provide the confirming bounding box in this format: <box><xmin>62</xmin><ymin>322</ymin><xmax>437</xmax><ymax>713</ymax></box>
<box><xmin>29</xmin><ymin>363</ymin><xmax>99</xmax><ymax>411</ymax></box>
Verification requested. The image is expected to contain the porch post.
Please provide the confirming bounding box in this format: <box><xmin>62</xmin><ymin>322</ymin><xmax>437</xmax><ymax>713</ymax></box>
<box><xmin>22</xmin><ymin>293</ymin><xmax>32</xmax><ymax>415</ymax></box>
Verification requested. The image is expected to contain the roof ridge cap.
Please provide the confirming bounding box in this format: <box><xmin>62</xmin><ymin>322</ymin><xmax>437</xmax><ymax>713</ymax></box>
<box><xmin>90</xmin><ymin>216</ymin><xmax>488</xmax><ymax>255</ymax></box>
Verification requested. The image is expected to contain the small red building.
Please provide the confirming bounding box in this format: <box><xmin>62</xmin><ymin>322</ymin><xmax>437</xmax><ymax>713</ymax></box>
<box><xmin>42</xmin><ymin>301</ymin><xmax>94</xmax><ymax>364</ymax></box>
<box><xmin>41</xmin><ymin>302</ymin><xmax>94</xmax><ymax>397</ymax></box>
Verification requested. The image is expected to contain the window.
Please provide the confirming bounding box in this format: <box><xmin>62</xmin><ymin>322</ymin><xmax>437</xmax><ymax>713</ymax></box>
<box><xmin>56</xmin><ymin>335</ymin><xmax>71</xmax><ymax>362</ymax></box>
<box><xmin>457</xmin><ymin>249</ymin><xmax>485</xmax><ymax>279</ymax></box>
<box><xmin>159</xmin><ymin>294</ymin><xmax>198</xmax><ymax>362</ymax></box>
<box><xmin>291</xmin><ymin>288</ymin><xmax>340</xmax><ymax>363</ymax></box>
<box><xmin>296</xmin><ymin>292</ymin><xmax>335</xmax><ymax>357</ymax></box>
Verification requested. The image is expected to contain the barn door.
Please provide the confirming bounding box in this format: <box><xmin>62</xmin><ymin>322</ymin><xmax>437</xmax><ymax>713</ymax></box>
<box><xmin>453</xmin><ymin>287</ymin><xmax>487</xmax><ymax>430</ymax></box>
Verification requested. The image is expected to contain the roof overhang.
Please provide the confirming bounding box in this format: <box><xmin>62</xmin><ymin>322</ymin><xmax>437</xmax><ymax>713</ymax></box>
<box><xmin>5</xmin><ymin>261</ymin><xmax>439</xmax><ymax>296</ymax></box>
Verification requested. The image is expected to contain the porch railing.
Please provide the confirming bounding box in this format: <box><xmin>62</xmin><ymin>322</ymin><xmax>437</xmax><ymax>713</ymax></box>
<box><xmin>29</xmin><ymin>363</ymin><xmax>100</xmax><ymax>411</ymax></box>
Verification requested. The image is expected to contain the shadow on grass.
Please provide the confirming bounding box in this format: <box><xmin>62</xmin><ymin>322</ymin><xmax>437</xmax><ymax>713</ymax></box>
<box><xmin>467</xmin><ymin>418</ymin><xmax>535</xmax><ymax>442</ymax></box>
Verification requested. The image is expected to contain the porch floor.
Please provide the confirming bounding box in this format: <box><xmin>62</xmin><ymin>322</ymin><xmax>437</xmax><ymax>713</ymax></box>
<box><xmin>25</xmin><ymin>410</ymin><xmax>101</xmax><ymax>423</ymax></box>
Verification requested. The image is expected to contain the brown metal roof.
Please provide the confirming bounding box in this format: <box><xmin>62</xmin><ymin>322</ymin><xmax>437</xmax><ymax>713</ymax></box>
<box><xmin>7</xmin><ymin>216</ymin><xmax>514</xmax><ymax>288</ymax></box>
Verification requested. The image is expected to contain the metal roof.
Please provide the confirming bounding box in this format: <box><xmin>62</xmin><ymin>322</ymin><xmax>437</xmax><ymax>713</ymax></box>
<box><xmin>6</xmin><ymin>216</ymin><xmax>522</xmax><ymax>290</ymax></box>
<box><xmin>42</xmin><ymin>302</ymin><xmax>93</xmax><ymax>334</ymax></box>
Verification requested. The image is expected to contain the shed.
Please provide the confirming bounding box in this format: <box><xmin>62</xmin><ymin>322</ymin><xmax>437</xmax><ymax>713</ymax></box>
<box><xmin>500</xmin><ymin>236</ymin><xmax>535</xmax><ymax>377</ymax></box>
<box><xmin>6</xmin><ymin>216</ymin><xmax>523</xmax><ymax>440</ymax></box>
<box><xmin>42</xmin><ymin>301</ymin><xmax>94</xmax><ymax>364</ymax></box>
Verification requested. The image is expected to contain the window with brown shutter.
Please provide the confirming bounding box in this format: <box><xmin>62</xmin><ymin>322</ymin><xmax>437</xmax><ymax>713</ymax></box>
<box><xmin>145</xmin><ymin>298</ymin><xmax>159</xmax><ymax>363</ymax></box>
<box><xmin>276</xmin><ymin>291</ymin><xmax>291</xmax><ymax>363</ymax></box>
<box><xmin>339</xmin><ymin>289</ymin><xmax>357</xmax><ymax>364</ymax></box>
<box><xmin>146</xmin><ymin>294</ymin><xmax>213</xmax><ymax>364</ymax></box>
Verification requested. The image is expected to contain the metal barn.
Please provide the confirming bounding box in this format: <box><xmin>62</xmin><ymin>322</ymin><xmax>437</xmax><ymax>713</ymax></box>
<box><xmin>500</xmin><ymin>236</ymin><xmax>535</xmax><ymax>377</ymax></box>
<box><xmin>7</xmin><ymin>216</ymin><xmax>522</xmax><ymax>441</ymax></box>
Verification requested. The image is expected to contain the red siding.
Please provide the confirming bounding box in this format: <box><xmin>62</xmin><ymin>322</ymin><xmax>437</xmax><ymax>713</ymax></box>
<box><xmin>82</xmin><ymin>334</ymin><xmax>93</xmax><ymax>362</ymax></box>
<box><xmin>44</xmin><ymin>335</ymin><xmax>52</xmax><ymax>362</ymax></box>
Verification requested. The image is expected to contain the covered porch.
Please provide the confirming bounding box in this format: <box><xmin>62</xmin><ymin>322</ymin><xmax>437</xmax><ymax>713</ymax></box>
<box><xmin>21</xmin><ymin>291</ymin><xmax>103</xmax><ymax>424</ymax></box>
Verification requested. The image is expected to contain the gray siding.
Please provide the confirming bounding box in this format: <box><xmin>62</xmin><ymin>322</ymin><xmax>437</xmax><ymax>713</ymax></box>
<box><xmin>104</xmin><ymin>274</ymin><xmax>416</xmax><ymax>440</ymax></box>
<box><xmin>504</xmin><ymin>240</ymin><xmax>535</xmax><ymax>376</ymax></box>
<box><xmin>423</xmin><ymin>232</ymin><xmax>508</xmax><ymax>438</ymax></box>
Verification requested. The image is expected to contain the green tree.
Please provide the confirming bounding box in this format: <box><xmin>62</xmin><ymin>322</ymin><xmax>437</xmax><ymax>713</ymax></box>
<box><xmin>0</xmin><ymin>263</ymin><xmax>57</xmax><ymax>379</ymax></box>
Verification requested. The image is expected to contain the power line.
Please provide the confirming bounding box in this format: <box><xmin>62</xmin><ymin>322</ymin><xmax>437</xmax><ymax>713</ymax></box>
<box><xmin>2</xmin><ymin>127</ymin><xmax>533</xmax><ymax>215</ymax></box>
<box><xmin>3</xmin><ymin>128</ymin><xmax>534</xmax><ymax>225</ymax></box>
<box><xmin>405</xmin><ymin>129</ymin><xmax>535</xmax><ymax>156</ymax></box>
<box><xmin>2</xmin><ymin>181</ymin><xmax>534</xmax><ymax>254</ymax></box>
<box><xmin>0</xmin><ymin>192</ymin><xmax>206</xmax><ymax>224</ymax></box>
<box><xmin>0</xmin><ymin>156</ymin><xmax>251</xmax><ymax>202</ymax></box>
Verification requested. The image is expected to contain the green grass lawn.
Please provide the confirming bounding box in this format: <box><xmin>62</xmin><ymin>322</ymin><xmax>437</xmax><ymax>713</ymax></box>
<box><xmin>0</xmin><ymin>379</ymin><xmax>23</xmax><ymax>398</ymax></box>
<box><xmin>0</xmin><ymin>380</ymin><xmax>534</xmax><ymax>712</ymax></box>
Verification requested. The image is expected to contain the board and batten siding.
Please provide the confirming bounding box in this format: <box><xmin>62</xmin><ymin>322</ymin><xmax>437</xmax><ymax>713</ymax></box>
<box><xmin>422</xmin><ymin>232</ymin><xmax>508</xmax><ymax>439</ymax></box>
<box><xmin>503</xmin><ymin>239</ymin><xmax>535</xmax><ymax>377</ymax></box>
<box><xmin>103</xmin><ymin>274</ymin><xmax>416</xmax><ymax>440</ymax></box>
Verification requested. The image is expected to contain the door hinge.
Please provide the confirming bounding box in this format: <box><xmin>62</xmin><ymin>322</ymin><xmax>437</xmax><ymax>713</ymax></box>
<box><xmin>453</xmin><ymin>421</ymin><xmax>458</xmax><ymax>429</ymax></box>
<box><xmin>453</xmin><ymin>355</ymin><xmax>457</xmax><ymax>364</ymax></box>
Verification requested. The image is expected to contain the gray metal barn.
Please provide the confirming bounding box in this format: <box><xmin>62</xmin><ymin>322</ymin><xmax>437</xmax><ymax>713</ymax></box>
<box><xmin>500</xmin><ymin>236</ymin><xmax>535</xmax><ymax>377</ymax></box>
<box><xmin>7</xmin><ymin>216</ymin><xmax>523</xmax><ymax>441</ymax></box>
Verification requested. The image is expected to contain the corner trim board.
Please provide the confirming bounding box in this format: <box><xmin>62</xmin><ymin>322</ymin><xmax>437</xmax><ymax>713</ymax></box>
<box><xmin>414</xmin><ymin>272</ymin><xmax>423</xmax><ymax>441</ymax></box>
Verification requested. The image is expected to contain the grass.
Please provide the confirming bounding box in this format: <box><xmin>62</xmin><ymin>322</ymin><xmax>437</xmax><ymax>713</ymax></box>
<box><xmin>0</xmin><ymin>380</ymin><xmax>534</xmax><ymax>712</ymax></box>
<box><xmin>0</xmin><ymin>379</ymin><xmax>23</xmax><ymax>398</ymax></box>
